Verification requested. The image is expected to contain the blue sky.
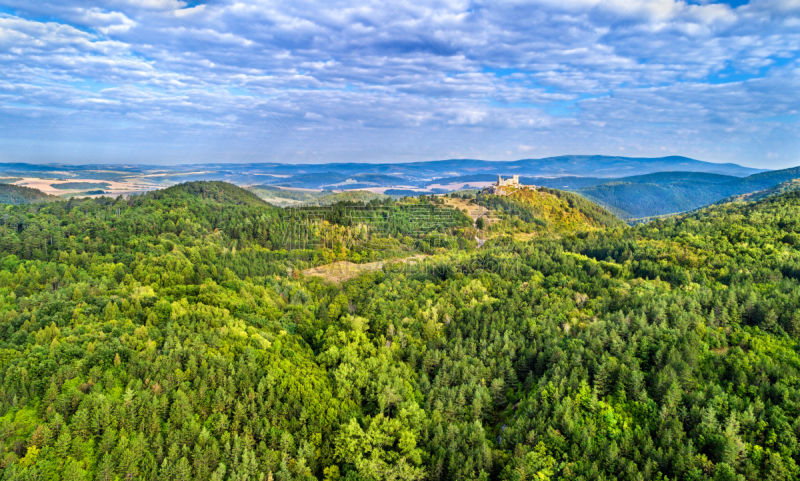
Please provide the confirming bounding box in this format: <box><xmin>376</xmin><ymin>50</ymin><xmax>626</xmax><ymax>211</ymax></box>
<box><xmin>0</xmin><ymin>0</ymin><xmax>798</xmax><ymax>168</ymax></box>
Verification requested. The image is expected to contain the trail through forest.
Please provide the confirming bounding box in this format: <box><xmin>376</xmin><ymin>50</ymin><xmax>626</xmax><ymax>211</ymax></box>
<box><xmin>306</xmin><ymin>198</ymin><xmax>495</xmax><ymax>280</ymax></box>
<box><xmin>443</xmin><ymin>196</ymin><xmax>491</xmax><ymax>247</ymax></box>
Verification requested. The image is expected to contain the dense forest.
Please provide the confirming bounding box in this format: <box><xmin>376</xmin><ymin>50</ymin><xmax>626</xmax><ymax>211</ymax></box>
<box><xmin>718</xmin><ymin>179</ymin><xmax>800</xmax><ymax>205</ymax></box>
<box><xmin>0</xmin><ymin>185</ymin><xmax>58</xmax><ymax>205</ymax></box>
<box><xmin>1</xmin><ymin>181</ymin><xmax>800</xmax><ymax>480</ymax></box>
<box><xmin>578</xmin><ymin>167</ymin><xmax>800</xmax><ymax>219</ymax></box>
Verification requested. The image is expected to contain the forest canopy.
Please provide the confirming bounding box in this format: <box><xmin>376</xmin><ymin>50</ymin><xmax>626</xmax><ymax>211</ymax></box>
<box><xmin>1</xmin><ymin>181</ymin><xmax>800</xmax><ymax>481</ymax></box>
<box><xmin>0</xmin><ymin>184</ymin><xmax>58</xmax><ymax>205</ymax></box>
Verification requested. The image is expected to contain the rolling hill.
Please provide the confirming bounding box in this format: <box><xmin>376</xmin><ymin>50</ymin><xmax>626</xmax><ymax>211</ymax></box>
<box><xmin>216</xmin><ymin>155</ymin><xmax>761</xmax><ymax>180</ymax></box>
<box><xmin>0</xmin><ymin>184</ymin><xmax>58</xmax><ymax>204</ymax></box>
<box><xmin>479</xmin><ymin>187</ymin><xmax>625</xmax><ymax>233</ymax></box>
<box><xmin>247</xmin><ymin>185</ymin><xmax>393</xmax><ymax>207</ymax></box>
<box><xmin>578</xmin><ymin>166</ymin><xmax>800</xmax><ymax>219</ymax></box>
<box><xmin>4</xmin><ymin>155</ymin><xmax>745</xmax><ymax>189</ymax></box>
<box><xmin>50</xmin><ymin>182</ymin><xmax>111</xmax><ymax>190</ymax></box>
<box><xmin>310</xmin><ymin>190</ymin><xmax>390</xmax><ymax>205</ymax></box>
<box><xmin>145</xmin><ymin>180</ymin><xmax>273</xmax><ymax>208</ymax></box>
<box><xmin>0</xmin><ymin>158</ymin><xmax>781</xmax><ymax>220</ymax></box>
<box><xmin>247</xmin><ymin>185</ymin><xmax>328</xmax><ymax>206</ymax></box>
<box><xmin>718</xmin><ymin>178</ymin><xmax>800</xmax><ymax>204</ymax></box>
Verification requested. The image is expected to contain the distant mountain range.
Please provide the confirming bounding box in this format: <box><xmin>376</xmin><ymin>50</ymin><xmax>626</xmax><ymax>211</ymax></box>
<box><xmin>0</xmin><ymin>156</ymin><xmax>794</xmax><ymax>221</ymax></box>
<box><xmin>184</xmin><ymin>156</ymin><xmax>764</xmax><ymax>187</ymax></box>
<box><xmin>0</xmin><ymin>155</ymin><xmax>764</xmax><ymax>188</ymax></box>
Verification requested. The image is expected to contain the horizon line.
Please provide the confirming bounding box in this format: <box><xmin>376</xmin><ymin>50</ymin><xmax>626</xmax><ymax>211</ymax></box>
<box><xmin>0</xmin><ymin>154</ymin><xmax>768</xmax><ymax>169</ymax></box>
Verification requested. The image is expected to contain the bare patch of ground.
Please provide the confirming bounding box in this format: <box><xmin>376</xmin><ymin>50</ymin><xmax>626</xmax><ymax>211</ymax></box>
<box><xmin>440</xmin><ymin>197</ymin><xmax>502</xmax><ymax>225</ymax></box>
<box><xmin>302</xmin><ymin>254</ymin><xmax>428</xmax><ymax>283</ymax></box>
<box><xmin>258</xmin><ymin>197</ymin><xmax>306</xmax><ymax>206</ymax></box>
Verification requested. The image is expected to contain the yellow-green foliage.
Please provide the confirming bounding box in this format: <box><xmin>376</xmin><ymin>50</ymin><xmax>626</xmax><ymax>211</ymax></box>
<box><xmin>312</xmin><ymin>191</ymin><xmax>390</xmax><ymax>206</ymax></box>
<box><xmin>4</xmin><ymin>183</ymin><xmax>800</xmax><ymax>480</ymax></box>
<box><xmin>481</xmin><ymin>187</ymin><xmax>624</xmax><ymax>233</ymax></box>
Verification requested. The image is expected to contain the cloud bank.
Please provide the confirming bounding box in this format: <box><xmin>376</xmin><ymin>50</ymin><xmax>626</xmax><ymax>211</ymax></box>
<box><xmin>0</xmin><ymin>0</ymin><xmax>797</xmax><ymax>166</ymax></box>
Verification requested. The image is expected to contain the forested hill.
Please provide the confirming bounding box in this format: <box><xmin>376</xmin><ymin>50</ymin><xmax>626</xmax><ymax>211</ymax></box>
<box><xmin>479</xmin><ymin>187</ymin><xmax>624</xmax><ymax>232</ymax></box>
<box><xmin>3</xmin><ymin>181</ymin><xmax>800</xmax><ymax>480</ymax></box>
<box><xmin>146</xmin><ymin>181</ymin><xmax>273</xmax><ymax>207</ymax></box>
<box><xmin>578</xmin><ymin>166</ymin><xmax>800</xmax><ymax>219</ymax></box>
<box><xmin>718</xmin><ymin>178</ymin><xmax>800</xmax><ymax>204</ymax></box>
<box><xmin>0</xmin><ymin>184</ymin><xmax>58</xmax><ymax>205</ymax></box>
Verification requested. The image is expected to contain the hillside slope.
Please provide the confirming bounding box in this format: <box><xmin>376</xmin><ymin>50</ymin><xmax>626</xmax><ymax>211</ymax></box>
<box><xmin>312</xmin><ymin>190</ymin><xmax>390</xmax><ymax>205</ymax></box>
<box><xmin>247</xmin><ymin>185</ymin><xmax>327</xmax><ymax>206</ymax></box>
<box><xmin>147</xmin><ymin>180</ymin><xmax>271</xmax><ymax>207</ymax></box>
<box><xmin>719</xmin><ymin>178</ymin><xmax>800</xmax><ymax>204</ymax></box>
<box><xmin>0</xmin><ymin>184</ymin><xmax>58</xmax><ymax>204</ymax></box>
<box><xmin>579</xmin><ymin>166</ymin><xmax>800</xmax><ymax>219</ymax></box>
<box><xmin>505</xmin><ymin>155</ymin><xmax>761</xmax><ymax>177</ymax></box>
<box><xmin>479</xmin><ymin>187</ymin><xmax>624</xmax><ymax>232</ymax></box>
<box><xmin>247</xmin><ymin>185</ymin><xmax>393</xmax><ymax>207</ymax></box>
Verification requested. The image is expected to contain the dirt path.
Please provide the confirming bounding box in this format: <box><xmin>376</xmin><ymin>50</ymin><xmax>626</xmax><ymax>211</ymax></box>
<box><xmin>305</xmin><ymin>198</ymin><xmax>503</xmax><ymax>282</ymax></box>
<box><xmin>441</xmin><ymin>197</ymin><xmax>489</xmax><ymax>221</ymax></box>
<box><xmin>442</xmin><ymin>197</ymin><xmax>491</xmax><ymax>247</ymax></box>
<box><xmin>473</xmin><ymin>210</ymin><xmax>491</xmax><ymax>248</ymax></box>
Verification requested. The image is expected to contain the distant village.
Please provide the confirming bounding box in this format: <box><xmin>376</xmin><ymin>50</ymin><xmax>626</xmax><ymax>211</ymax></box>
<box><xmin>483</xmin><ymin>175</ymin><xmax>536</xmax><ymax>195</ymax></box>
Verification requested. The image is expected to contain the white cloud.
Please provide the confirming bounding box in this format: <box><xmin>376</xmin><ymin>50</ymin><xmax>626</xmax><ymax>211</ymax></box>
<box><xmin>79</xmin><ymin>9</ymin><xmax>137</xmax><ymax>35</ymax></box>
<box><xmin>118</xmin><ymin>0</ymin><xmax>186</xmax><ymax>10</ymax></box>
<box><xmin>0</xmin><ymin>0</ymin><xmax>796</xmax><ymax>166</ymax></box>
<box><xmin>174</xmin><ymin>4</ymin><xmax>206</xmax><ymax>17</ymax></box>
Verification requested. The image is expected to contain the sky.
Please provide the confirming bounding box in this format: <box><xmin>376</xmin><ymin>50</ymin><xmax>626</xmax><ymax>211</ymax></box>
<box><xmin>0</xmin><ymin>0</ymin><xmax>798</xmax><ymax>168</ymax></box>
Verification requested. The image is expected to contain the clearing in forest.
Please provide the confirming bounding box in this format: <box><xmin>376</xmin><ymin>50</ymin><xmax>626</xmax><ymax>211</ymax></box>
<box><xmin>302</xmin><ymin>254</ymin><xmax>428</xmax><ymax>282</ymax></box>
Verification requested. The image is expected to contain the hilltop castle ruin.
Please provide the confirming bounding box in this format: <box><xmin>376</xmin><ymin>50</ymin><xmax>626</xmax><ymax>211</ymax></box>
<box><xmin>484</xmin><ymin>175</ymin><xmax>535</xmax><ymax>195</ymax></box>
